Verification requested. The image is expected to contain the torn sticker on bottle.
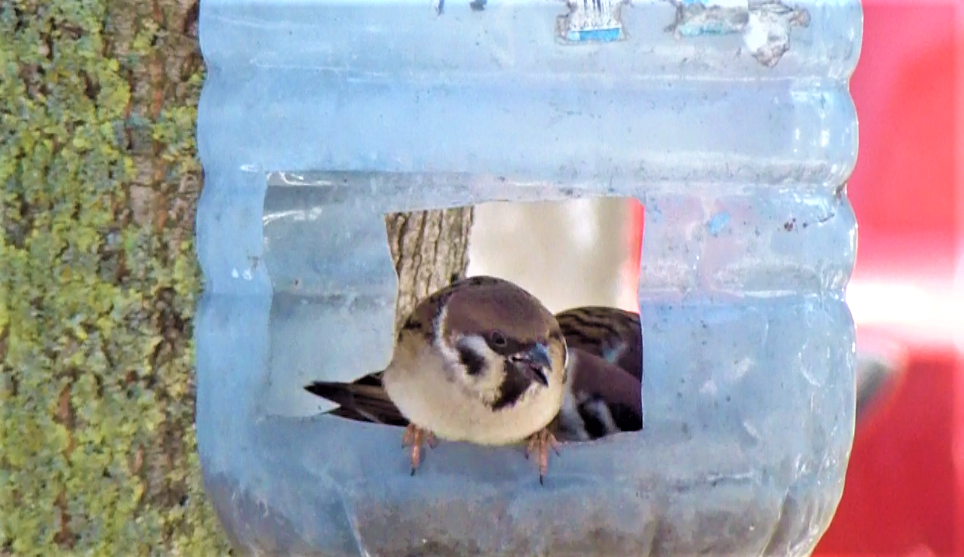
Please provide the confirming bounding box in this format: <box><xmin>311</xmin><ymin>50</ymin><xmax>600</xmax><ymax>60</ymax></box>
<box><xmin>743</xmin><ymin>2</ymin><xmax>811</xmax><ymax>67</ymax></box>
<box><xmin>556</xmin><ymin>0</ymin><xmax>632</xmax><ymax>44</ymax></box>
<box><xmin>665</xmin><ymin>0</ymin><xmax>810</xmax><ymax>68</ymax></box>
<box><xmin>665</xmin><ymin>0</ymin><xmax>749</xmax><ymax>37</ymax></box>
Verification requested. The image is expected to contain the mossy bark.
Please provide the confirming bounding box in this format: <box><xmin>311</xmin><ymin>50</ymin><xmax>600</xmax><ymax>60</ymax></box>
<box><xmin>0</xmin><ymin>1</ymin><xmax>473</xmax><ymax>554</ymax></box>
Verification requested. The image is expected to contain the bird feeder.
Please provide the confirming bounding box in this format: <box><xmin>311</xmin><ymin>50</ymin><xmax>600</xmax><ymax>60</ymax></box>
<box><xmin>195</xmin><ymin>0</ymin><xmax>861</xmax><ymax>554</ymax></box>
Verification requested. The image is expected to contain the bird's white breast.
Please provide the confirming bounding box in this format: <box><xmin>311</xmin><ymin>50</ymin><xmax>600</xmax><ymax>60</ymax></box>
<box><xmin>382</xmin><ymin>334</ymin><xmax>565</xmax><ymax>446</ymax></box>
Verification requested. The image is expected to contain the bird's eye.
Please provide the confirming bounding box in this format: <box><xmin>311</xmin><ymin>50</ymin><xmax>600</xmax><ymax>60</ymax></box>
<box><xmin>489</xmin><ymin>330</ymin><xmax>507</xmax><ymax>347</ymax></box>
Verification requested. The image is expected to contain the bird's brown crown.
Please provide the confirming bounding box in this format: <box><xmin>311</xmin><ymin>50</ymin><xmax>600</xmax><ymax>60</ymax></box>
<box><xmin>401</xmin><ymin>276</ymin><xmax>561</xmax><ymax>347</ymax></box>
<box><xmin>442</xmin><ymin>278</ymin><xmax>560</xmax><ymax>347</ymax></box>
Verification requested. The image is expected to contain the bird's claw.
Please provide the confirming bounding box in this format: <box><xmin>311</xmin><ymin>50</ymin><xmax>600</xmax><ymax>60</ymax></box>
<box><xmin>525</xmin><ymin>428</ymin><xmax>561</xmax><ymax>485</ymax></box>
<box><xmin>402</xmin><ymin>424</ymin><xmax>437</xmax><ymax>475</ymax></box>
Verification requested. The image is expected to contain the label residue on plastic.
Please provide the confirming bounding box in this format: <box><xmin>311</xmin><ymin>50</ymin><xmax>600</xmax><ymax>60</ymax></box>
<box><xmin>665</xmin><ymin>0</ymin><xmax>811</xmax><ymax>68</ymax></box>
<box><xmin>556</xmin><ymin>0</ymin><xmax>630</xmax><ymax>44</ymax></box>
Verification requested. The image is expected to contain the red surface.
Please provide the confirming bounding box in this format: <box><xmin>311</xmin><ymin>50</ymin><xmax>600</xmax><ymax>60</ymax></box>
<box><xmin>816</xmin><ymin>2</ymin><xmax>964</xmax><ymax>554</ymax></box>
<box><xmin>819</xmin><ymin>343</ymin><xmax>964</xmax><ymax>557</ymax></box>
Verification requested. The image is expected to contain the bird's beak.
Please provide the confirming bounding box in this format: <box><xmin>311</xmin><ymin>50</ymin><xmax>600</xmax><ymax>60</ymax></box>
<box><xmin>513</xmin><ymin>342</ymin><xmax>552</xmax><ymax>386</ymax></box>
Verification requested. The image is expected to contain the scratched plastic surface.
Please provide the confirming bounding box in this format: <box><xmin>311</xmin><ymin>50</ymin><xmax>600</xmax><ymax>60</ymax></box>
<box><xmin>195</xmin><ymin>0</ymin><xmax>861</xmax><ymax>555</ymax></box>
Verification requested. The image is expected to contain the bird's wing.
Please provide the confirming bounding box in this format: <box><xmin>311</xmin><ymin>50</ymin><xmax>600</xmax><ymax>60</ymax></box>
<box><xmin>305</xmin><ymin>374</ymin><xmax>409</xmax><ymax>427</ymax></box>
<box><xmin>555</xmin><ymin>347</ymin><xmax>643</xmax><ymax>441</ymax></box>
<box><xmin>555</xmin><ymin>306</ymin><xmax>643</xmax><ymax>382</ymax></box>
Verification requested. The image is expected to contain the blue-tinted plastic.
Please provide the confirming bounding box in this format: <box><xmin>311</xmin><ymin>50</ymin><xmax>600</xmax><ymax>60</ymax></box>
<box><xmin>195</xmin><ymin>0</ymin><xmax>861</xmax><ymax>554</ymax></box>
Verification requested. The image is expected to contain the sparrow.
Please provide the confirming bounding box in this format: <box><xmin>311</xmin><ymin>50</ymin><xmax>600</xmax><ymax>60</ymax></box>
<box><xmin>551</xmin><ymin>306</ymin><xmax>644</xmax><ymax>441</ymax></box>
<box><xmin>309</xmin><ymin>300</ymin><xmax>646</xmax><ymax>449</ymax></box>
<box><xmin>305</xmin><ymin>276</ymin><xmax>569</xmax><ymax>483</ymax></box>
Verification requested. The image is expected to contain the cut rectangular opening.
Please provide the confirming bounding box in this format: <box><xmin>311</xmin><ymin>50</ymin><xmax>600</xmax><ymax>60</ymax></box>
<box><xmin>274</xmin><ymin>194</ymin><xmax>647</xmax><ymax>446</ymax></box>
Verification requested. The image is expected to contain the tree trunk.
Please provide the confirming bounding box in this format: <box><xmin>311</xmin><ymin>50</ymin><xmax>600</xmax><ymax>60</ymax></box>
<box><xmin>386</xmin><ymin>208</ymin><xmax>474</xmax><ymax>332</ymax></box>
<box><xmin>0</xmin><ymin>1</ymin><xmax>474</xmax><ymax>554</ymax></box>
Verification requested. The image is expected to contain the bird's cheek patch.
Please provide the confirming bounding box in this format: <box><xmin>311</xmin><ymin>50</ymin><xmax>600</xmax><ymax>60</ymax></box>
<box><xmin>456</xmin><ymin>345</ymin><xmax>487</xmax><ymax>377</ymax></box>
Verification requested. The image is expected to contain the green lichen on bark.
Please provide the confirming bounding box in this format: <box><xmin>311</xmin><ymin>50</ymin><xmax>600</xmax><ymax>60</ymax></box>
<box><xmin>0</xmin><ymin>0</ymin><xmax>230</xmax><ymax>554</ymax></box>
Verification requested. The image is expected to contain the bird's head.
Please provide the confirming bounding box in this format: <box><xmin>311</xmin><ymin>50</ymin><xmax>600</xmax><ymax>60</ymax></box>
<box><xmin>436</xmin><ymin>277</ymin><xmax>568</xmax><ymax>409</ymax></box>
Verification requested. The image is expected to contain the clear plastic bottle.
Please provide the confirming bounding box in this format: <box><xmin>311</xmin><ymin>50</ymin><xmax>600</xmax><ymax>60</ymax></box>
<box><xmin>195</xmin><ymin>0</ymin><xmax>861</xmax><ymax>554</ymax></box>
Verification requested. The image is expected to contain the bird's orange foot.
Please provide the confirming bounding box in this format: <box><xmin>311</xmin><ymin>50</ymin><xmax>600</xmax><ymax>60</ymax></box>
<box><xmin>402</xmin><ymin>424</ymin><xmax>438</xmax><ymax>475</ymax></box>
<box><xmin>525</xmin><ymin>428</ymin><xmax>561</xmax><ymax>485</ymax></box>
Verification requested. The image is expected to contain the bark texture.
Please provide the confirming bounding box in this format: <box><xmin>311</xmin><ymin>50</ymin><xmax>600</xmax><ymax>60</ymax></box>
<box><xmin>386</xmin><ymin>208</ymin><xmax>474</xmax><ymax>332</ymax></box>
<box><xmin>0</xmin><ymin>1</ymin><xmax>474</xmax><ymax>554</ymax></box>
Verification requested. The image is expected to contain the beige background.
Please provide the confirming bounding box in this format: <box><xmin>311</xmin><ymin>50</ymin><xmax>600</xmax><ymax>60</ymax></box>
<box><xmin>467</xmin><ymin>197</ymin><xmax>638</xmax><ymax>313</ymax></box>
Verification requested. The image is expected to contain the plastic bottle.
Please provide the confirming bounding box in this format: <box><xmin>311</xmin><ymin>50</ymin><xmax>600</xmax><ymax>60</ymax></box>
<box><xmin>196</xmin><ymin>0</ymin><xmax>861</xmax><ymax>554</ymax></box>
